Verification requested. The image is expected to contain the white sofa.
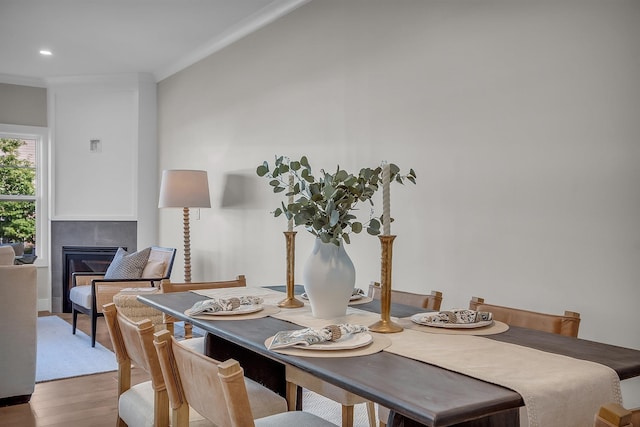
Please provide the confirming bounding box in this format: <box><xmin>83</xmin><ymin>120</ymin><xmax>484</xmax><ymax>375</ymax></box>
<box><xmin>0</xmin><ymin>265</ymin><xmax>37</xmax><ymax>406</ymax></box>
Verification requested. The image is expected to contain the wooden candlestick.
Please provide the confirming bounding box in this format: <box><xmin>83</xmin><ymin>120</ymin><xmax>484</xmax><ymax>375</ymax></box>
<box><xmin>278</xmin><ymin>231</ymin><xmax>304</xmax><ymax>308</ymax></box>
<box><xmin>369</xmin><ymin>235</ymin><xmax>403</xmax><ymax>333</ymax></box>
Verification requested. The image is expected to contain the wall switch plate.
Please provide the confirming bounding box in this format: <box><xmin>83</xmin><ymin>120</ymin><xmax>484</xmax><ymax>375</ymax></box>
<box><xmin>90</xmin><ymin>139</ymin><xmax>101</xmax><ymax>153</ymax></box>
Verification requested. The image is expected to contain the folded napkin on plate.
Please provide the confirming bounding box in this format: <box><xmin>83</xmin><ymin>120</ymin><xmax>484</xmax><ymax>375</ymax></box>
<box><xmin>269</xmin><ymin>323</ymin><xmax>368</xmax><ymax>349</ymax></box>
<box><xmin>423</xmin><ymin>309</ymin><xmax>492</xmax><ymax>324</ymax></box>
<box><xmin>188</xmin><ymin>296</ymin><xmax>264</xmax><ymax>315</ymax></box>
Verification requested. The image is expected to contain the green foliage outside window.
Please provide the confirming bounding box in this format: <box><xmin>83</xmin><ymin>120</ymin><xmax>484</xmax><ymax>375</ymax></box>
<box><xmin>0</xmin><ymin>138</ymin><xmax>36</xmax><ymax>246</ymax></box>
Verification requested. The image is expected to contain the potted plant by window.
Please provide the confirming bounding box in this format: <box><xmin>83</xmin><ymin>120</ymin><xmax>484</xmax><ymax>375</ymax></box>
<box><xmin>257</xmin><ymin>155</ymin><xmax>416</xmax><ymax>318</ymax></box>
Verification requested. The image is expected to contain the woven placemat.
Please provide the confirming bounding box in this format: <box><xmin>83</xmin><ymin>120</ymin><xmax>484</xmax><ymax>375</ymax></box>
<box><xmin>398</xmin><ymin>318</ymin><xmax>509</xmax><ymax>335</ymax></box>
<box><xmin>264</xmin><ymin>333</ymin><xmax>391</xmax><ymax>358</ymax></box>
<box><xmin>186</xmin><ymin>304</ymin><xmax>281</xmax><ymax>321</ymax></box>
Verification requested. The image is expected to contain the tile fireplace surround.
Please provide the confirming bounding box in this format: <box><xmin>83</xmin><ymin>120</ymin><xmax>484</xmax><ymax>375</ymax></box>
<box><xmin>50</xmin><ymin>221</ymin><xmax>137</xmax><ymax>313</ymax></box>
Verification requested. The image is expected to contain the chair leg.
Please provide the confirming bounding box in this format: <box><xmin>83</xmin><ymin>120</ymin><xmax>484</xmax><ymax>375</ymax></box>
<box><xmin>91</xmin><ymin>312</ymin><xmax>97</xmax><ymax>347</ymax></box>
<box><xmin>366</xmin><ymin>401</ymin><xmax>377</xmax><ymax>427</ymax></box>
<box><xmin>72</xmin><ymin>309</ymin><xmax>78</xmax><ymax>334</ymax></box>
<box><xmin>184</xmin><ymin>322</ymin><xmax>193</xmax><ymax>339</ymax></box>
<box><xmin>286</xmin><ymin>381</ymin><xmax>298</xmax><ymax>411</ymax></box>
<box><xmin>341</xmin><ymin>404</ymin><xmax>355</xmax><ymax>427</ymax></box>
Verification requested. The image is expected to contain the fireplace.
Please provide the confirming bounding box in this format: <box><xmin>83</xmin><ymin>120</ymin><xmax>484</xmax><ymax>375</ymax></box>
<box><xmin>61</xmin><ymin>246</ymin><xmax>123</xmax><ymax>313</ymax></box>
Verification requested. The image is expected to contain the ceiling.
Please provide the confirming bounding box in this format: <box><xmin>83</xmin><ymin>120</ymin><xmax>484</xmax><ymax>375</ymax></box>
<box><xmin>0</xmin><ymin>0</ymin><xmax>309</xmax><ymax>86</ymax></box>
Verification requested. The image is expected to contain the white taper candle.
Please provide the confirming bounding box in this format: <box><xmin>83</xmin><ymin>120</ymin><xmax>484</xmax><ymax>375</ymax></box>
<box><xmin>382</xmin><ymin>162</ymin><xmax>391</xmax><ymax>235</ymax></box>
<box><xmin>287</xmin><ymin>174</ymin><xmax>294</xmax><ymax>232</ymax></box>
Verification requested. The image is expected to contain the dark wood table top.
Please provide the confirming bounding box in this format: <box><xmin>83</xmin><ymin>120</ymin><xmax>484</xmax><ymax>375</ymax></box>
<box><xmin>138</xmin><ymin>287</ymin><xmax>640</xmax><ymax>426</ymax></box>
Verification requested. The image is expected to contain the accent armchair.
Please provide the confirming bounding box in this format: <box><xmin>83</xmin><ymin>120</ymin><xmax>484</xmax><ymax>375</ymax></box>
<box><xmin>70</xmin><ymin>246</ymin><xmax>176</xmax><ymax>347</ymax></box>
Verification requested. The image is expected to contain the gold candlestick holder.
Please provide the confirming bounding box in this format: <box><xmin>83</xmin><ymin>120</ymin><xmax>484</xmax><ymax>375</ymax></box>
<box><xmin>278</xmin><ymin>231</ymin><xmax>304</xmax><ymax>308</ymax></box>
<box><xmin>369</xmin><ymin>235</ymin><xmax>403</xmax><ymax>333</ymax></box>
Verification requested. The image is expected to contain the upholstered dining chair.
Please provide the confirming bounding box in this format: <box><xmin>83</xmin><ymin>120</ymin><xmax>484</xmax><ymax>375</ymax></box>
<box><xmin>70</xmin><ymin>246</ymin><xmax>176</xmax><ymax>347</ymax></box>
<box><xmin>469</xmin><ymin>296</ymin><xmax>581</xmax><ymax>337</ymax></box>
<box><xmin>104</xmin><ymin>303</ymin><xmax>288</xmax><ymax>427</ymax></box>
<box><xmin>153</xmin><ymin>330</ymin><xmax>336</xmax><ymax>427</ymax></box>
<box><xmin>594</xmin><ymin>402</ymin><xmax>640</xmax><ymax>427</ymax></box>
<box><xmin>369</xmin><ymin>282</ymin><xmax>443</xmax><ymax>427</ymax></box>
<box><xmin>160</xmin><ymin>275</ymin><xmax>247</xmax><ymax>339</ymax></box>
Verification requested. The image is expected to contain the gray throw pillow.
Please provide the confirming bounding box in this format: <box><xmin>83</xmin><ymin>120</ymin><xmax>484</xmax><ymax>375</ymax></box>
<box><xmin>104</xmin><ymin>247</ymin><xmax>151</xmax><ymax>279</ymax></box>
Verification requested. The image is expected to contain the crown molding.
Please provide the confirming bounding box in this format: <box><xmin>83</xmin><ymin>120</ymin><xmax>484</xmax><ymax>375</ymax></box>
<box><xmin>156</xmin><ymin>0</ymin><xmax>311</xmax><ymax>82</ymax></box>
<box><xmin>0</xmin><ymin>73</ymin><xmax>47</xmax><ymax>88</ymax></box>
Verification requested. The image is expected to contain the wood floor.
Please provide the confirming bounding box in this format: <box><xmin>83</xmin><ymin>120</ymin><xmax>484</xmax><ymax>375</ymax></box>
<box><xmin>0</xmin><ymin>312</ymin><xmax>149</xmax><ymax>427</ymax></box>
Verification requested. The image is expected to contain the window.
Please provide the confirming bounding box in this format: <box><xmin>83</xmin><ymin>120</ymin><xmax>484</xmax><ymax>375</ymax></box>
<box><xmin>0</xmin><ymin>125</ymin><xmax>47</xmax><ymax>262</ymax></box>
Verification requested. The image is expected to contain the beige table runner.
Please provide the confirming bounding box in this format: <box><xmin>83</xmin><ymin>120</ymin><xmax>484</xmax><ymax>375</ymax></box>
<box><xmin>192</xmin><ymin>287</ymin><xmax>623</xmax><ymax>427</ymax></box>
<box><xmin>384</xmin><ymin>329</ymin><xmax>622</xmax><ymax>427</ymax></box>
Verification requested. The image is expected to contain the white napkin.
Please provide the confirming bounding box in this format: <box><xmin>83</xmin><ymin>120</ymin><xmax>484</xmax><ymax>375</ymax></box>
<box><xmin>188</xmin><ymin>296</ymin><xmax>264</xmax><ymax>315</ymax></box>
<box><xmin>419</xmin><ymin>309</ymin><xmax>492</xmax><ymax>325</ymax></box>
<box><xmin>268</xmin><ymin>324</ymin><xmax>368</xmax><ymax>349</ymax></box>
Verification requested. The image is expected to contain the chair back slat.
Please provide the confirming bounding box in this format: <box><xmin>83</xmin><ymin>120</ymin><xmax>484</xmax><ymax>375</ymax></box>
<box><xmin>368</xmin><ymin>282</ymin><xmax>443</xmax><ymax>310</ymax></box>
<box><xmin>161</xmin><ymin>275</ymin><xmax>246</xmax><ymax>293</ymax></box>
<box><xmin>469</xmin><ymin>297</ymin><xmax>581</xmax><ymax>337</ymax></box>
<box><xmin>154</xmin><ymin>330</ymin><xmax>235</xmax><ymax>427</ymax></box>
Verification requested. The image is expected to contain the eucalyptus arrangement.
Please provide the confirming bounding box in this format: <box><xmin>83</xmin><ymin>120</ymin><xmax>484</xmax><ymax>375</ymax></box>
<box><xmin>256</xmin><ymin>155</ymin><xmax>416</xmax><ymax>246</ymax></box>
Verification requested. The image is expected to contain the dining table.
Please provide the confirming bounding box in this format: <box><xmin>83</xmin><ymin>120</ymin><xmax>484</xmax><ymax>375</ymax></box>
<box><xmin>137</xmin><ymin>285</ymin><xmax>640</xmax><ymax>427</ymax></box>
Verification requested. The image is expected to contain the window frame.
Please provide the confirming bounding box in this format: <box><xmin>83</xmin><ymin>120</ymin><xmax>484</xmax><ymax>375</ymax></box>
<box><xmin>0</xmin><ymin>123</ymin><xmax>48</xmax><ymax>266</ymax></box>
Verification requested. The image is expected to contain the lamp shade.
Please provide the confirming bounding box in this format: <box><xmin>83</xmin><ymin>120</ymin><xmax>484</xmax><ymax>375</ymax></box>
<box><xmin>158</xmin><ymin>170</ymin><xmax>211</xmax><ymax>208</ymax></box>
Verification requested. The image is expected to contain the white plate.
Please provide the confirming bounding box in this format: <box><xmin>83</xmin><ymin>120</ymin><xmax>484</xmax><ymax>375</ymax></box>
<box><xmin>300</xmin><ymin>293</ymin><xmax>364</xmax><ymax>301</ymax></box>
<box><xmin>191</xmin><ymin>305</ymin><xmax>263</xmax><ymax>316</ymax></box>
<box><xmin>410</xmin><ymin>312</ymin><xmax>493</xmax><ymax>329</ymax></box>
<box><xmin>297</xmin><ymin>333</ymin><xmax>373</xmax><ymax>351</ymax></box>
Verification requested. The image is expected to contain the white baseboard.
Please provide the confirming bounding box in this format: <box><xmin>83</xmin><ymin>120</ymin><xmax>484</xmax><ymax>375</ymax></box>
<box><xmin>38</xmin><ymin>298</ymin><xmax>51</xmax><ymax>312</ymax></box>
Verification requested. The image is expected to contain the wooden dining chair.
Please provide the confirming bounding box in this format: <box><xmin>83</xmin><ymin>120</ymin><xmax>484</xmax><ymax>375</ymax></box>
<box><xmin>370</xmin><ymin>282</ymin><xmax>444</xmax><ymax>427</ymax></box>
<box><xmin>367</xmin><ymin>282</ymin><xmax>443</xmax><ymax>310</ymax></box>
<box><xmin>104</xmin><ymin>302</ymin><xmax>287</xmax><ymax>427</ymax></box>
<box><xmin>103</xmin><ymin>302</ymin><xmax>170</xmax><ymax>427</ymax></box>
<box><xmin>153</xmin><ymin>330</ymin><xmax>335</xmax><ymax>427</ymax></box>
<box><xmin>469</xmin><ymin>296</ymin><xmax>581</xmax><ymax>337</ymax></box>
<box><xmin>160</xmin><ymin>275</ymin><xmax>247</xmax><ymax>339</ymax></box>
<box><xmin>594</xmin><ymin>402</ymin><xmax>640</xmax><ymax>427</ymax></box>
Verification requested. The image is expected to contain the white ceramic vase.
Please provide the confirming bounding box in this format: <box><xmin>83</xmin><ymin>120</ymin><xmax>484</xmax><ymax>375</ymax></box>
<box><xmin>302</xmin><ymin>238</ymin><xmax>356</xmax><ymax>318</ymax></box>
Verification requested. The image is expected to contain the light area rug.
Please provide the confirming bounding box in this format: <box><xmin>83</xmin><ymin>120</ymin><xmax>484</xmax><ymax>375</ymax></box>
<box><xmin>302</xmin><ymin>389</ymin><xmax>373</xmax><ymax>427</ymax></box>
<box><xmin>36</xmin><ymin>315</ymin><xmax>118</xmax><ymax>382</ymax></box>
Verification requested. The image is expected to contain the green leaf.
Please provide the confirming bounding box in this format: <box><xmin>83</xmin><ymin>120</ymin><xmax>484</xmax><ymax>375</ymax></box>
<box><xmin>329</xmin><ymin>209</ymin><xmax>339</xmax><ymax>226</ymax></box>
<box><xmin>300</xmin><ymin>156</ymin><xmax>310</xmax><ymax>167</ymax></box>
<box><xmin>290</xmin><ymin>161</ymin><xmax>301</xmax><ymax>170</ymax></box>
<box><xmin>274</xmin><ymin>208</ymin><xmax>283</xmax><ymax>217</ymax></box>
<box><xmin>256</xmin><ymin>164</ymin><xmax>268</xmax><ymax>177</ymax></box>
<box><xmin>274</xmin><ymin>186</ymin><xmax>285</xmax><ymax>193</ymax></box>
<box><xmin>351</xmin><ymin>222</ymin><xmax>362</xmax><ymax>233</ymax></box>
<box><xmin>269</xmin><ymin>179</ymin><xmax>279</xmax><ymax>187</ymax></box>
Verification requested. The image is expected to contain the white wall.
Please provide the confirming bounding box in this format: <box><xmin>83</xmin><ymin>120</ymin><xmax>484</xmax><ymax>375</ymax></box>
<box><xmin>158</xmin><ymin>0</ymin><xmax>640</xmax><ymax>404</ymax></box>
<box><xmin>48</xmin><ymin>73</ymin><xmax>158</xmax><ymax>247</ymax></box>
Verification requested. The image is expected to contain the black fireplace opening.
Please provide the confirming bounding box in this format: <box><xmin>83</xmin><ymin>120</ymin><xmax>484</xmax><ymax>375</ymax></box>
<box><xmin>62</xmin><ymin>246</ymin><xmax>124</xmax><ymax>313</ymax></box>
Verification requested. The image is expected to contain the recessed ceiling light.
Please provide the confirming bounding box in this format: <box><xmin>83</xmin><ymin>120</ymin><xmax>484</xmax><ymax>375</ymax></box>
<box><xmin>39</xmin><ymin>50</ymin><xmax>52</xmax><ymax>56</ymax></box>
